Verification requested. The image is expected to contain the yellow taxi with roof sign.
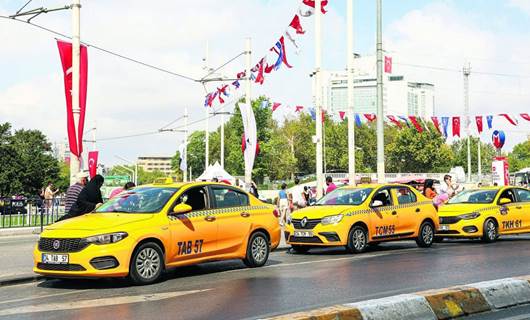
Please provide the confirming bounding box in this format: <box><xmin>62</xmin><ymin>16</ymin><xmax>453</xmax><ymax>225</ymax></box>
<box><xmin>437</xmin><ymin>186</ymin><xmax>530</xmax><ymax>242</ymax></box>
<box><xmin>285</xmin><ymin>184</ymin><xmax>439</xmax><ymax>253</ymax></box>
<box><xmin>34</xmin><ymin>181</ymin><xmax>280</xmax><ymax>285</ymax></box>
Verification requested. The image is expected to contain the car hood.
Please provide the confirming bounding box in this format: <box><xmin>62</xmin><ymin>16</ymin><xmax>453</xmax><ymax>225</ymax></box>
<box><xmin>290</xmin><ymin>205</ymin><xmax>353</xmax><ymax>219</ymax></box>
<box><xmin>438</xmin><ymin>203</ymin><xmax>493</xmax><ymax>216</ymax></box>
<box><xmin>44</xmin><ymin>212</ymin><xmax>155</xmax><ymax>232</ymax></box>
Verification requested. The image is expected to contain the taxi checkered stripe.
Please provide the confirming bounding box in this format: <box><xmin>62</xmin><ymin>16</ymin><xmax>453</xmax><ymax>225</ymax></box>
<box><xmin>174</xmin><ymin>205</ymin><xmax>270</xmax><ymax>219</ymax></box>
<box><xmin>345</xmin><ymin>201</ymin><xmax>433</xmax><ymax>216</ymax></box>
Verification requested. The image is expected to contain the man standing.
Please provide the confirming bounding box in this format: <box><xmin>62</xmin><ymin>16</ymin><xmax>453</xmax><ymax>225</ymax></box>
<box><xmin>64</xmin><ymin>172</ymin><xmax>89</xmax><ymax>214</ymax></box>
<box><xmin>44</xmin><ymin>182</ymin><xmax>59</xmax><ymax>213</ymax></box>
<box><xmin>325</xmin><ymin>176</ymin><xmax>337</xmax><ymax>195</ymax></box>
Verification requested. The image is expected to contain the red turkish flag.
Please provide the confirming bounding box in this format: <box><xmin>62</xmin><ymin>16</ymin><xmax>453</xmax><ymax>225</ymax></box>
<box><xmin>521</xmin><ymin>113</ymin><xmax>530</xmax><ymax>122</ymax></box>
<box><xmin>408</xmin><ymin>116</ymin><xmax>424</xmax><ymax>133</ymax></box>
<box><xmin>87</xmin><ymin>151</ymin><xmax>98</xmax><ymax>179</ymax></box>
<box><xmin>452</xmin><ymin>117</ymin><xmax>461</xmax><ymax>137</ymax></box>
<box><xmin>364</xmin><ymin>114</ymin><xmax>377</xmax><ymax>122</ymax></box>
<box><xmin>384</xmin><ymin>56</ymin><xmax>392</xmax><ymax>73</ymax></box>
<box><xmin>499</xmin><ymin>113</ymin><xmax>518</xmax><ymax>126</ymax></box>
<box><xmin>339</xmin><ymin>111</ymin><xmax>346</xmax><ymax>121</ymax></box>
<box><xmin>289</xmin><ymin>14</ymin><xmax>305</xmax><ymax>34</ymax></box>
<box><xmin>431</xmin><ymin>117</ymin><xmax>441</xmax><ymax>133</ymax></box>
<box><xmin>302</xmin><ymin>0</ymin><xmax>328</xmax><ymax>14</ymax></box>
<box><xmin>475</xmin><ymin>116</ymin><xmax>483</xmax><ymax>134</ymax></box>
<box><xmin>57</xmin><ymin>40</ymin><xmax>88</xmax><ymax>158</ymax></box>
<box><xmin>295</xmin><ymin>105</ymin><xmax>304</xmax><ymax>112</ymax></box>
<box><xmin>387</xmin><ymin>115</ymin><xmax>402</xmax><ymax>128</ymax></box>
<box><xmin>272</xmin><ymin>102</ymin><xmax>281</xmax><ymax>112</ymax></box>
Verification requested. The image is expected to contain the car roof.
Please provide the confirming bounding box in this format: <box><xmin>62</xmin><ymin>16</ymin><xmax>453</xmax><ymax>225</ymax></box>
<box><xmin>142</xmin><ymin>181</ymin><xmax>244</xmax><ymax>190</ymax></box>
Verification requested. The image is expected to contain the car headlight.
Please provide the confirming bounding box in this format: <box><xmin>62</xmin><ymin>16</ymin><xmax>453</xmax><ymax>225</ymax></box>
<box><xmin>85</xmin><ymin>232</ymin><xmax>128</xmax><ymax>245</ymax></box>
<box><xmin>458</xmin><ymin>212</ymin><xmax>480</xmax><ymax>220</ymax></box>
<box><xmin>321</xmin><ymin>214</ymin><xmax>343</xmax><ymax>225</ymax></box>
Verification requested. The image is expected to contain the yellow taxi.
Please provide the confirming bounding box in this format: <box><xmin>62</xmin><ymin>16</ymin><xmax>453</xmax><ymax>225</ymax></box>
<box><xmin>286</xmin><ymin>184</ymin><xmax>439</xmax><ymax>253</ymax></box>
<box><xmin>34</xmin><ymin>182</ymin><xmax>280</xmax><ymax>285</ymax></box>
<box><xmin>437</xmin><ymin>186</ymin><xmax>530</xmax><ymax>242</ymax></box>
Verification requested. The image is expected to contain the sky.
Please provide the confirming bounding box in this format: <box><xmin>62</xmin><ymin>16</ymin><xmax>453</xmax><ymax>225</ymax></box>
<box><xmin>0</xmin><ymin>0</ymin><xmax>529</xmax><ymax>168</ymax></box>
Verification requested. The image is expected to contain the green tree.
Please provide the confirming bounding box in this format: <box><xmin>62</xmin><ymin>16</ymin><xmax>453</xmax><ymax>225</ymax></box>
<box><xmin>107</xmin><ymin>165</ymin><xmax>167</xmax><ymax>185</ymax></box>
<box><xmin>508</xmin><ymin>139</ymin><xmax>530</xmax><ymax>171</ymax></box>
<box><xmin>451</xmin><ymin>137</ymin><xmax>497</xmax><ymax>174</ymax></box>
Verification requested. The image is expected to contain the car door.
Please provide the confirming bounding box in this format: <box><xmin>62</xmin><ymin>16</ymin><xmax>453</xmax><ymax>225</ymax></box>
<box><xmin>497</xmin><ymin>188</ymin><xmax>524</xmax><ymax>234</ymax></box>
<box><xmin>514</xmin><ymin>188</ymin><xmax>530</xmax><ymax>232</ymax></box>
<box><xmin>167</xmin><ymin>186</ymin><xmax>218</xmax><ymax>263</ymax></box>
<box><xmin>210</xmin><ymin>186</ymin><xmax>253</xmax><ymax>254</ymax></box>
<box><xmin>391</xmin><ymin>186</ymin><xmax>419</xmax><ymax>236</ymax></box>
<box><xmin>369</xmin><ymin>187</ymin><xmax>398</xmax><ymax>241</ymax></box>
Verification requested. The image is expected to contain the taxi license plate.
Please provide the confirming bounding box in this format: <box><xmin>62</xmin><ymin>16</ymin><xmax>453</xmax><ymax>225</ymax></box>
<box><xmin>42</xmin><ymin>253</ymin><xmax>69</xmax><ymax>264</ymax></box>
<box><xmin>439</xmin><ymin>225</ymin><xmax>450</xmax><ymax>231</ymax></box>
<box><xmin>294</xmin><ymin>230</ymin><xmax>313</xmax><ymax>237</ymax></box>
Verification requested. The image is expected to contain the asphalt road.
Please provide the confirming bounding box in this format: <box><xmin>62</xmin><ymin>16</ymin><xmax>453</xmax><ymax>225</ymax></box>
<box><xmin>2</xmin><ymin>236</ymin><xmax>530</xmax><ymax>320</ymax></box>
<box><xmin>0</xmin><ymin>235</ymin><xmax>38</xmax><ymax>280</ymax></box>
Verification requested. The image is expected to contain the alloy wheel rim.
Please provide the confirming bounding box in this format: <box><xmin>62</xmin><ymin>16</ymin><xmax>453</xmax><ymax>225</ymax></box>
<box><xmin>487</xmin><ymin>221</ymin><xmax>496</xmax><ymax>240</ymax></box>
<box><xmin>353</xmin><ymin>230</ymin><xmax>366</xmax><ymax>250</ymax></box>
<box><xmin>252</xmin><ymin>236</ymin><xmax>268</xmax><ymax>263</ymax></box>
<box><xmin>422</xmin><ymin>224</ymin><xmax>434</xmax><ymax>244</ymax></box>
<box><xmin>136</xmin><ymin>247</ymin><xmax>160</xmax><ymax>279</ymax></box>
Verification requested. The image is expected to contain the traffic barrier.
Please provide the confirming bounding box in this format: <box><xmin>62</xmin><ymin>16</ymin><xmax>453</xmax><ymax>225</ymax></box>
<box><xmin>264</xmin><ymin>277</ymin><xmax>530</xmax><ymax>320</ymax></box>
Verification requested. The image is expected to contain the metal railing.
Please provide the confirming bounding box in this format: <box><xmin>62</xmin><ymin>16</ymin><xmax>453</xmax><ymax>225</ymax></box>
<box><xmin>0</xmin><ymin>197</ymin><xmax>66</xmax><ymax>230</ymax></box>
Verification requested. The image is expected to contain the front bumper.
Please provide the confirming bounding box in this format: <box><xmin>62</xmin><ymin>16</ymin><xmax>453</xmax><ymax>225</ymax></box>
<box><xmin>285</xmin><ymin>223</ymin><xmax>347</xmax><ymax>246</ymax></box>
<box><xmin>33</xmin><ymin>238</ymin><xmax>134</xmax><ymax>278</ymax></box>
<box><xmin>437</xmin><ymin>218</ymin><xmax>482</xmax><ymax>238</ymax></box>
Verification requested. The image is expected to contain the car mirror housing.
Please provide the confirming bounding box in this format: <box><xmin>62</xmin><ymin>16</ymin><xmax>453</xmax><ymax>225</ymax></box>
<box><xmin>499</xmin><ymin>198</ymin><xmax>511</xmax><ymax>205</ymax></box>
<box><xmin>371</xmin><ymin>200</ymin><xmax>383</xmax><ymax>207</ymax></box>
<box><xmin>171</xmin><ymin>203</ymin><xmax>192</xmax><ymax>215</ymax></box>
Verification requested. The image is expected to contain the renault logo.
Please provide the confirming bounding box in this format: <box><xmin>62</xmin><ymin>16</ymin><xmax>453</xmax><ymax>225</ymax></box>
<box><xmin>52</xmin><ymin>240</ymin><xmax>61</xmax><ymax>250</ymax></box>
<box><xmin>301</xmin><ymin>217</ymin><xmax>308</xmax><ymax>228</ymax></box>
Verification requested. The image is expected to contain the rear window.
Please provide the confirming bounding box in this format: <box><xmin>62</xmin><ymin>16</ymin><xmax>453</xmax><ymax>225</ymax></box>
<box><xmin>212</xmin><ymin>187</ymin><xmax>249</xmax><ymax>208</ymax></box>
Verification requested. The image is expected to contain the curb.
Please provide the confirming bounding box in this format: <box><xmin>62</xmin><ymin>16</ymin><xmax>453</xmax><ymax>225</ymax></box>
<box><xmin>0</xmin><ymin>275</ymin><xmax>43</xmax><ymax>287</ymax></box>
<box><xmin>263</xmin><ymin>276</ymin><xmax>530</xmax><ymax>320</ymax></box>
<box><xmin>0</xmin><ymin>227</ymin><xmax>41</xmax><ymax>237</ymax></box>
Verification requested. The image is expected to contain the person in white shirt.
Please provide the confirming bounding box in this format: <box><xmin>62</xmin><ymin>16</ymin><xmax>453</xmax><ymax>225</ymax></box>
<box><xmin>290</xmin><ymin>178</ymin><xmax>307</xmax><ymax>211</ymax></box>
<box><xmin>439</xmin><ymin>174</ymin><xmax>455</xmax><ymax>198</ymax></box>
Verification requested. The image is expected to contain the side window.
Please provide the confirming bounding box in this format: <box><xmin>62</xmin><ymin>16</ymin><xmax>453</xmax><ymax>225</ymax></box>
<box><xmin>371</xmin><ymin>189</ymin><xmax>393</xmax><ymax>207</ymax></box>
<box><xmin>515</xmin><ymin>189</ymin><xmax>530</xmax><ymax>203</ymax></box>
<box><xmin>212</xmin><ymin>187</ymin><xmax>248</xmax><ymax>208</ymax></box>
<box><xmin>395</xmin><ymin>187</ymin><xmax>417</xmax><ymax>205</ymax></box>
<box><xmin>175</xmin><ymin>187</ymin><xmax>207</xmax><ymax>211</ymax></box>
<box><xmin>499</xmin><ymin>189</ymin><xmax>517</xmax><ymax>203</ymax></box>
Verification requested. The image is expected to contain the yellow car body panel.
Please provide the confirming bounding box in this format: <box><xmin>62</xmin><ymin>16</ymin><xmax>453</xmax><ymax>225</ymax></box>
<box><xmin>285</xmin><ymin>184</ymin><xmax>439</xmax><ymax>247</ymax></box>
<box><xmin>34</xmin><ymin>182</ymin><xmax>280</xmax><ymax>278</ymax></box>
<box><xmin>437</xmin><ymin>186</ymin><xmax>530</xmax><ymax>239</ymax></box>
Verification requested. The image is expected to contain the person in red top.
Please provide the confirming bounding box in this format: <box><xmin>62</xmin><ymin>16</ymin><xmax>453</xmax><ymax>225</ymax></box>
<box><xmin>325</xmin><ymin>176</ymin><xmax>337</xmax><ymax>195</ymax></box>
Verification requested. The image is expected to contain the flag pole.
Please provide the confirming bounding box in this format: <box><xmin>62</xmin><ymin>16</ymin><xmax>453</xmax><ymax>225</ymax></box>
<box><xmin>205</xmin><ymin>42</ymin><xmax>210</xmax><ymax>170</ymax></box>
<box><xmin>315</xmin><ymin>0</ymin><xmax>324</xmax><ymax>198</ymax></box>
<box><xmin>244</xmin><ymin>37</ymin><xmax>252</xmax><ymax>187</ymax></box>
<box><xmin>70</xmin><ymin>0</ymin><xmax>81</xmax><ymax>185</ymax></box>
<box><xmin>347</xmin><ymin>0</ymin><xmax>356</xmax><ymax>186</ymax></box>
<box><xmin>184</xmin><ymin>107</ymin><xmax>188</xmax><ymax>182</ymax></box>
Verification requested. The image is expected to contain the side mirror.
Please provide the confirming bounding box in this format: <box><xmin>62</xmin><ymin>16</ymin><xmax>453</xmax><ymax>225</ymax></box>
<box><xmin>171</xmin><ymin>203</ymin><xmax>192</xmax><ymax>215</ymax></box>
<box><xmin>371</xmin><ymin>200</ymin><xmax>384</xmax><ymax>208</ymax></box>
<box><xmin>499</xmin><ymin>198</ymin><xmax>511</xmax><ymax>205</ymax></box>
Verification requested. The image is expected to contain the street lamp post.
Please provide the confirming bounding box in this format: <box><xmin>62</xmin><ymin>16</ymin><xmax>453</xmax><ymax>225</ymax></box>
<box><xmin>376</xmin><ymin>0</ymin><xmax>385</xmax><ymax>183</ymax></box>
<box><xmin>115</xmin><ymin>155</ymin><xmax>137</xmax><ymax>185</ymax></box>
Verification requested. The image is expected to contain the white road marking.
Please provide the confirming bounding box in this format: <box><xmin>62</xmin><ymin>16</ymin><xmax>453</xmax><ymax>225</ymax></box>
<box><xmin>0</xmin><ymin>289</ymin><xmax>211</xmax><ymax>316</ymax></box>
<box><xmin>0</xmin><ymin>289</ymin><xmax>94</xmax><ymax>306</ymax></box>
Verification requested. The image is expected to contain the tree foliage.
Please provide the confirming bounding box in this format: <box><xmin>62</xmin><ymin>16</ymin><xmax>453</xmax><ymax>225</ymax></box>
<box><xmin>508</xmin><ymin>139</ymin><xmax>530</xmax><ymax>171</ymax></box>
<box><xmin>451</xmin><ymin>136</ymin><xmax>497</xmax><ymax>174</ymax></box>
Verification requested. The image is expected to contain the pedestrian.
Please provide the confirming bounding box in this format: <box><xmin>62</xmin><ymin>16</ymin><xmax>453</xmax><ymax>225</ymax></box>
<box><xmin>423</xmin><ymin>179</ymin><xmax>437</xmax><ymax>199</ymax></box>
<box><xmin>439</xmin><ymin>174</ymin><xmax>455</xmax><ymax>198</ymax></box>
<box><xmin>109</xmin><ymin>181</ymin><xmax>136</xmax><ymax>199</ymax></box>
<box><xmin>477</xmin><ymin>182</ymin><xmax>483</xmax><ymax>188</ymax></box>
<box><xmin>290</xmin><ymin>178</ymin><xmax>306</xmax><ymax>210</ymax></box>
<box><xmin>44</xmin><ymin>182</ymin><xmax>59</xmax><ymax>213</ymax></box>
<box><xmin>303</xmin><ymin>186</ymin><xmax>310</xmax><ymax>205</ymax></box>
<box><xmin>64</xmin><ymin>171</ymin><xmax>89</xmax><ymax>214</ymax></box>
<box><xmin>249</xmin><ymin>181</ymin><xmax>259</xmax><ymax>198</ymax></box>
<box><xmin>57</xmin><ymin>174</ymin><xmax>105</xmax><ymax>222</ymax></box>
<box><xmin>212</xmin><ymin>177</ymin><xmax>219</xmax><ymax>182</ymax></box>
<box><xmin>277</xmin><ymin>183</ymin><xmax>289</xmax><ymax>227</ymax></box>
<box><xmin>325</xmin><ymin>176</ymin><xmax>337</xmax><ymax>195</ymax></box>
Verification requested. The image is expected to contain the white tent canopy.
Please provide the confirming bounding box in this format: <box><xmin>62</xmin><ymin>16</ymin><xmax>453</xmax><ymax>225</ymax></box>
<box><xmin>196</xmin><ymin>162</ymin><xmax>235</xmax><ymax>183</ymax></box>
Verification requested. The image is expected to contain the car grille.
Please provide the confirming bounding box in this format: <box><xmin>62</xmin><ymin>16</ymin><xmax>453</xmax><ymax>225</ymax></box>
<box><xmin>291</xmin><ymin>218</ymin><xmax>321</xmax><ymax>229</ymax></box>
<box><xmin>39</xmin><ymin>238</ymin><xmax>89</xmax><ymax>253</ymax></box>
<box><xmin>439</xmin><ymin>216</ymin><xmax>462</xmax><ymax>225</ymax></box>
<box><xmin>289</xmin><ymin>236</ymin><xmax>323</xmax><ymax>243</ymax></box>
<box><xmin>37</xmin><ymin>263</ymin><xmax>86</xmax><ymax>271</ymax></box>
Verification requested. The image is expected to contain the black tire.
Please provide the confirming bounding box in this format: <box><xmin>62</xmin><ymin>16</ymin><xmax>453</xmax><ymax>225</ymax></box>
<box><xmin>243</xmin><ymin>231</ymin><xmax>270</xmax><ymax>267</ymax></box>
<box><xmin>416</xmin><ymin>221</ymin><xmax>435</xmax><ymax>248</ymax></box>
<box><xmin>129</xmin><ymin>242</ymin><xmax>164</xmax><ymax>285</ymax></box>
<box><xmin>346</xmin><ymin>225</ymin><xmax>368</xmax><ymax>254</ymax></box>
<box><xmin>482</xmin><ymin>218</ymin><xmax>498</xmax><ymax>243</ymax></box>
<box><xmin>290</xmin><ymin>245</ymin><xmax>310</xmax><ymax>254</ymax></box>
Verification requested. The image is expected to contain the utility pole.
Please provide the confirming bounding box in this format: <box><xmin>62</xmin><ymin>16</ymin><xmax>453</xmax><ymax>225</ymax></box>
<box><xmin>463</xmin><ymin>64</ymin><xmax>471</xmax><ymax>182</ymax></box>
<box><xmin>204</xmin><ymin>42</ymin><xmax>210</xmax><ymax>170</ymax></box>
<box><xmin>220</xmin><ymin>112</ymin><xmax>225</xmax><ymax>169</ymax></box>
<box><xmin>347</xmin><ymin>0</ymin><xmax>356</xmax><ymax>186</ymax></box>
<box><xmin>315</xmin><ymin>0</ymin><xmax>324</xmax><ymax>198</ymax></box>
<box><xmin>70</xmin><ymin>0</ymin><xmax>81</xmax><ymax>185</ymax></box>
<box><xmin>478</xmin><ymin>139</ymin><xmax>482</xmax><ymax>182</ymax></box>
<box><xmin>92</xmin><ymin>123</ymin><xmax>96</xmax><ymax>151</ymax></box>
<box><xmin>376</xmin><ymin>0</ymin><xmax>385</xmax><ymax>183</ymax></box>
<box><xmin>244</xmin><ymin>37</ymin><xmax>252</xmax><ymax>187</ymax></box>
<box><xmin>183</xmin><ymin>107</ymin><xmax>188</xmax><ymax>182</ymax></box>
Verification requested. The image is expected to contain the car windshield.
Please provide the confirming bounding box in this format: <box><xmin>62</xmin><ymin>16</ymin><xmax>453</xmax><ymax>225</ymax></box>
<box><xmin>316</xmin><ymin>188</ymin><xmax>372</xmax><ymax>206</ymax></box>
<box><xmin>96</xmin><ymin>187</ymin><xmax>179</xmax><ymax>213</ymax></box>
<box><xmin>448</xmin><ymin>189</ymin><xmax>498</xmax><ymax>204</ymax></box>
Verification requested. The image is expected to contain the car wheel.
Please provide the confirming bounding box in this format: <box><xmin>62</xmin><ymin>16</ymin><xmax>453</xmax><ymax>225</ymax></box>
<box><xmin>290</xmin><ymin>245</ymin><xmax>310</xmax><ymax>254</ymax></box>
<box><xmin>416</xmin><ymin>222</ymin><xmax>434</xmax><ymax>248</ymax></box>
<box><xmin>482</xmin><ymin>219</ymin><xmax>498</xmax><ymax>243</ymax></box>
<box><xmin>346</xmin><ymin>226</ymin><xmax>368</xmax><ymax>254</ymax></box>
<box><xmin>243</xmin><ymin>231</ymin><xmax>270</xmax><ymax>267</ymax></box>
<box><xmin>129</xmin><ymin>242</ymin><xmax>164</xmax><ymax>285</ymax></box>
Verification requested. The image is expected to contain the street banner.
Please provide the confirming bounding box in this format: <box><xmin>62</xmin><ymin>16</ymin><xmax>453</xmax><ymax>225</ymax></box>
<box><xmin>452</xmin><ymin>116</ymin><xmax>461</xmax><ymax>137</ymax></box>
<box><xmin>475</xmin><ymin>116</ymin><xmax>483</xmax><ymax>134</ymax></box>
<box><xmin>87</xmin><ymin>151</ymin><xmax>98</xmax><ymax>178</ymax></box>
<box><xmin>178</xmin><ymin>142</ymin><xmax>187</xmax><ymax>172</ymax></box>
<box><xmin>239</xmin><ymin>103</ymin><xmax>257</xmax><ymax>181</ymax></box>
<box><xmin>57</xmin><ymin>40</ymin><xmax>88</xmax><ymax>158</ymax></box>
<box><xmin>384</xmin><ymin>56</ymin><xmax>392</xmax><ymax>73</ymax></box>
<box><xmin>492</xmin><ymin>157</ymin><xmax>509</xmax><ymax>186</ymax></box>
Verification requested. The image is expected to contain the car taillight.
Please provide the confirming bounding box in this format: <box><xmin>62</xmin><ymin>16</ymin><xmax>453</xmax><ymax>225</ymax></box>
<box><xmin>273</xmin><ymin>209</ymin><xmax>279</xmax><ymax>218</ymax></box>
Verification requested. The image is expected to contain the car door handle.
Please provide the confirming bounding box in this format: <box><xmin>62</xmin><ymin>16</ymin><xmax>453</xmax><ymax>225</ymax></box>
<box><xmin>240</xmin><ymin>212</ymin><xmax>251</xmax><ymax>218</ymax></box>
<box><xmin>205</xmin><ymin>215</ymin><xmax>216</xmax><ymax>222</ymax></box>
<box><xmin>392</xmin><ymin>211</ymin><xmax>397</xmax><ymax>215</ymax></box>
<box><xmin>415</xmin><ymin>208</ymin><xmax>421</xmax><ymax>213</ymax></box>
<box><xmin>516</xmin><ymin>206</ymin><xmax>522</xmax><ymax>209</ymax></box>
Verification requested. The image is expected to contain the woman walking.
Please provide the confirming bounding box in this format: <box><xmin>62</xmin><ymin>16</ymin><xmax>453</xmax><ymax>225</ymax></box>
<box><xmin>277</xmin><ymin>183</ymin><xmax>289</xmax><ymax>227</ymax></box>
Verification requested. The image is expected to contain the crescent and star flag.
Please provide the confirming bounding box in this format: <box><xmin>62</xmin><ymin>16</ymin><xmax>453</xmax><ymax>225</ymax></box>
<box><xmin>441</xmin><ymin>117</ymin><xmax>449</xmax><ymax>137</ymax></box>
<box><xmin>272</xmin><ymin>102</ymin><xmax>281</xmax><ymax>112</ymax></box>
<box><xmin>339</xmin><ymin>111</ymin><xmax>346</xmax><ymax>121</ymax></box>
<box><xmin>499</xmin><ymin>113</ymin><xmax>518</xmax><ymax>126</ymax></box>
<box><xmin>57</xmin><ymin>40</ymin><xmax>88</xmax><ymax>158</ymax></box>
<box><xmin>289</xmin><ymin>14</ymin><xmax>305</xmax><ymax>34</ymax></box>
<box><xmin>302</xmin><ymin>0</ymin><xmax>328</xmax><ymax>14</ymax></box>
<box><xmin>475</xmin><ymin>116</ymin><xmax>483</xmax><ymax>134</ymax></box>
<box><xmin>408</xmin><ymin>116</ymin><xmax>423</xmax><ymax>133</ymax></box>
<box><xmin>384</xmin><ymin>56</ymin><xmax>392</xmax><ymax>74</ymax></box>
<box><xmin>431</xmin><ymin>117</ymin><xmax>441</xmax><ymax>133</ymax></box>
<box><xmin>486</xmin><ymin>115</ymin><xmax>493</xmax><ymax>129</ymax></box>
<box><xmin>387</xmin><ymin>115</ymin><xmax>402</xmax><ymax>128</ymax></box>
<box><xmin>295</xmin><ymin>105</ymin><xmax>304</xmax><ymax>112</ymax></box>
<box><xmin>364</xmin><ymin>114</ymin><xmax>376</xmax><ymax>122</ymax></box>
<box><xmin>87</xmin><ymin>151</ymin><xmax>98</xmax><ymax>179</ymax></box>
<box><xmin>521</xmin><ymin>113</ymin><xmax>530</xmax><ymax>122</ymax></box>
<box><xmin>452</xmin><ymin>116</ymin><xmax>461</xmax><ymax>137</ymax></box>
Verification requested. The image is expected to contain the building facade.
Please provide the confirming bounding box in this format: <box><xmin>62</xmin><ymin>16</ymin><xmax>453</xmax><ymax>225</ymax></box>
<box><xmin>137</xmin><ymin>156</ymin><xmax>173</xmax><ymax>175</ymax></box>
